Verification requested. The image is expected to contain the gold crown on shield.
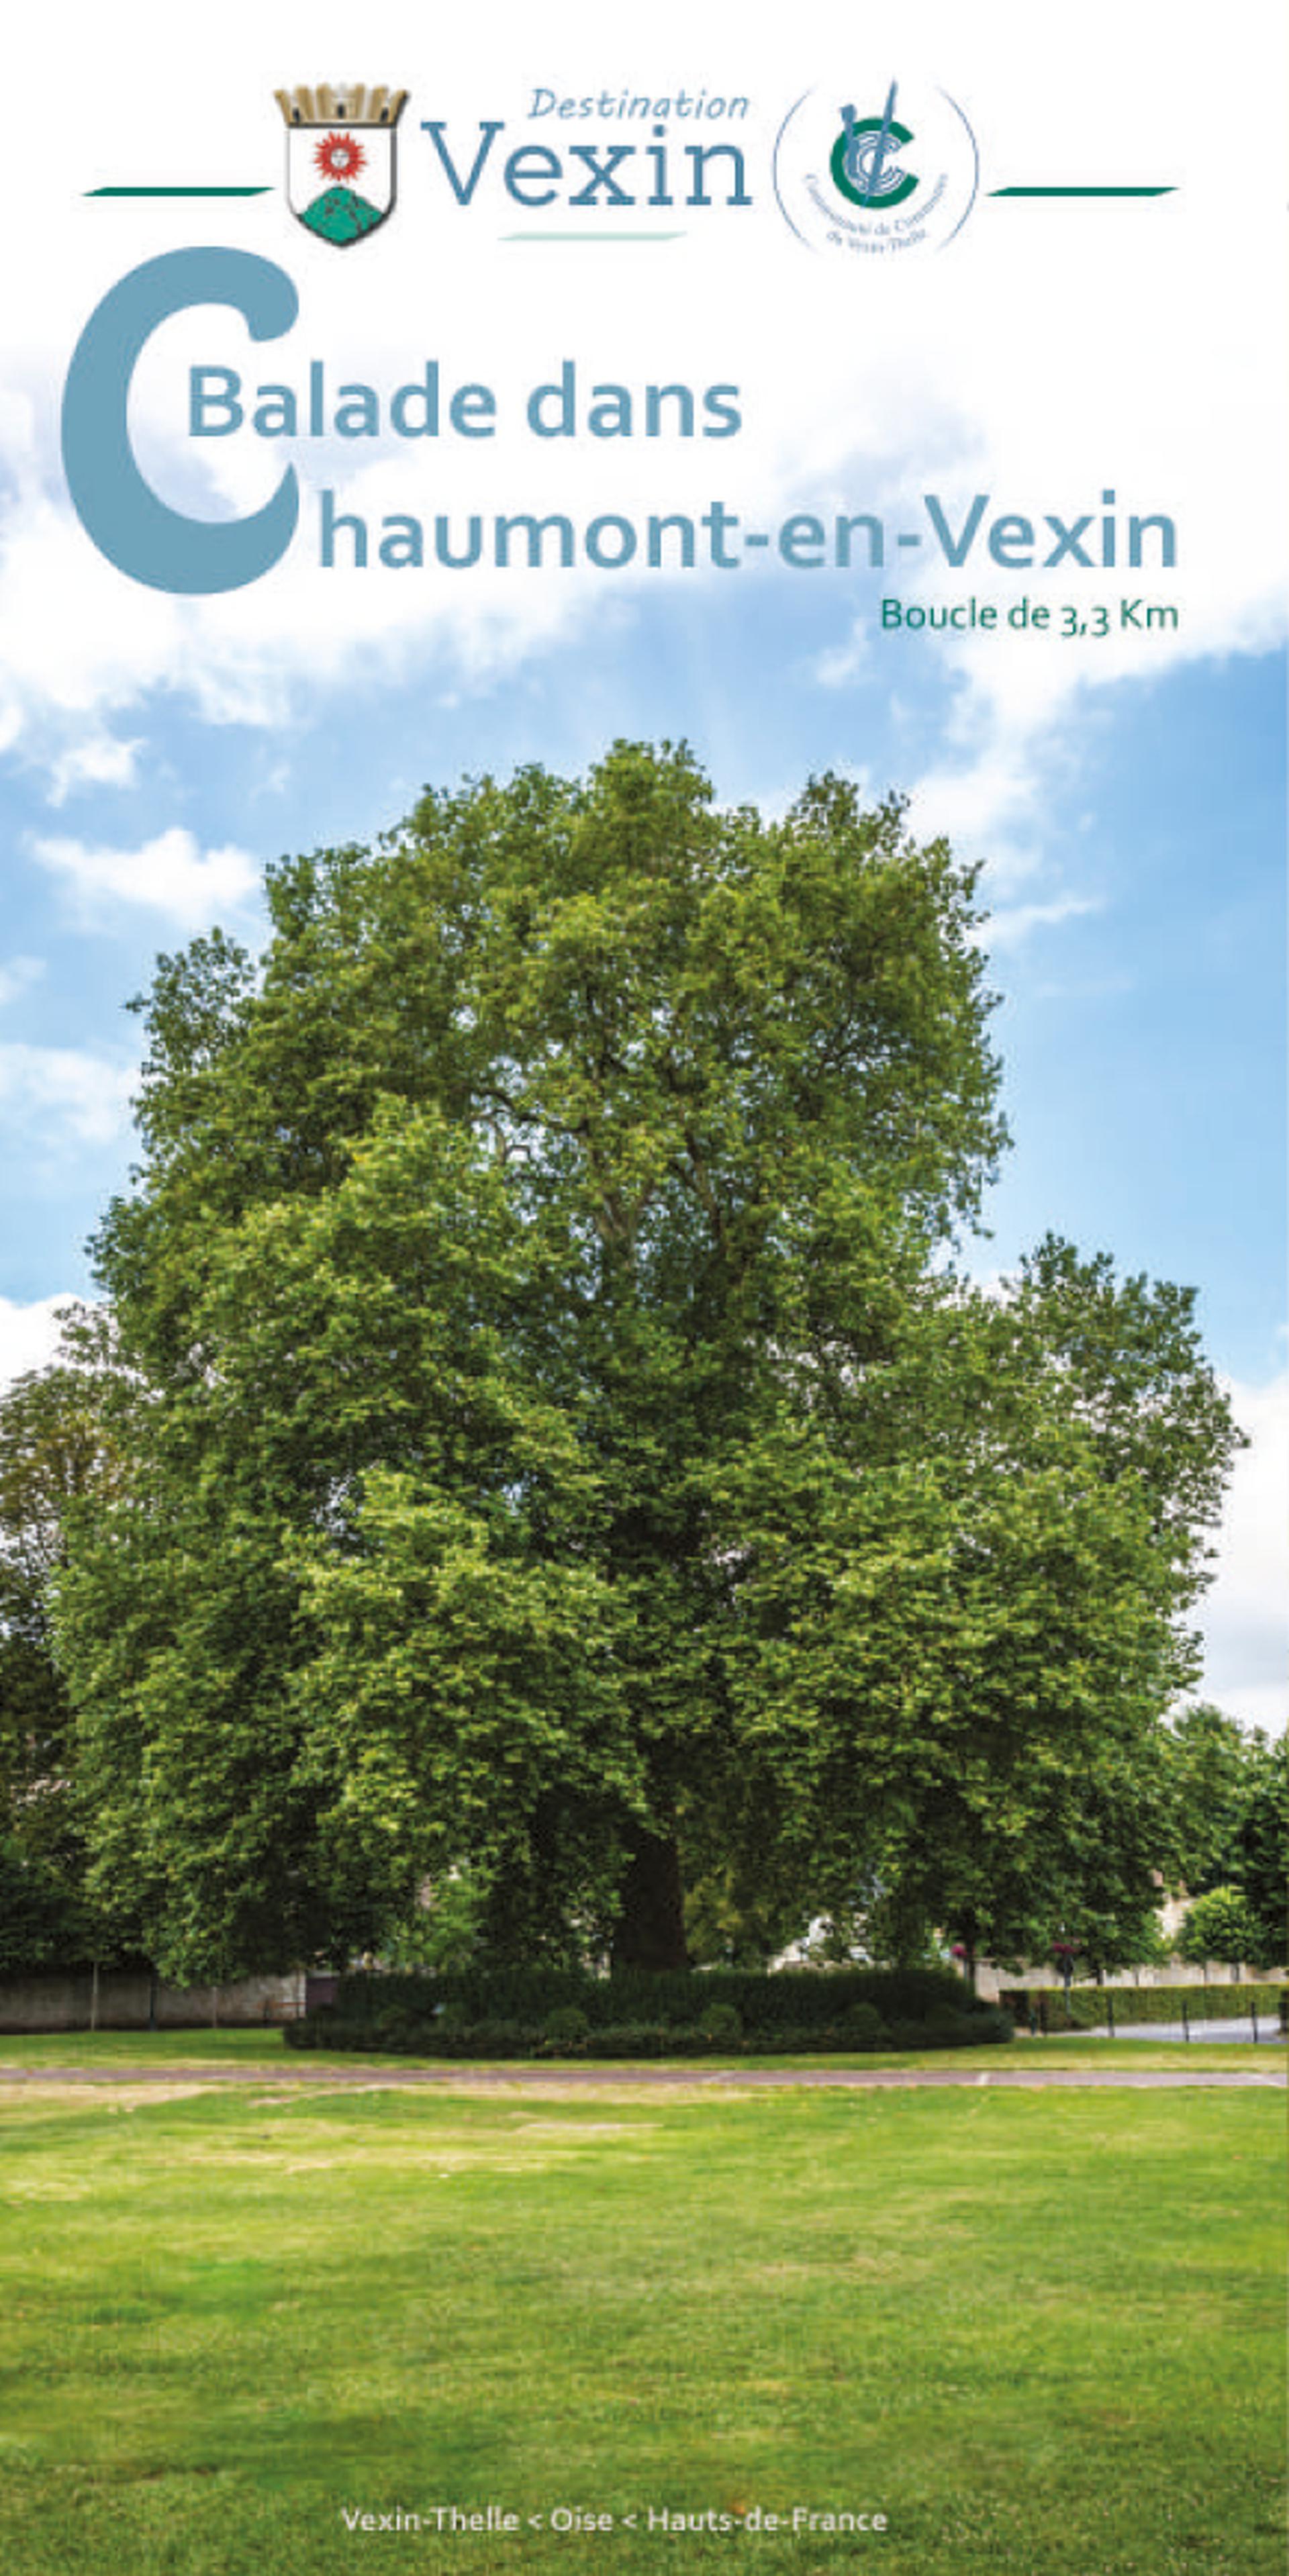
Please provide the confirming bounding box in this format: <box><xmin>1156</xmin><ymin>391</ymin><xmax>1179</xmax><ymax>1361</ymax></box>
<box><xmin>275</xmin><ymin>85</ymin><xmax>409</xmax><ymax>128</ymax></box>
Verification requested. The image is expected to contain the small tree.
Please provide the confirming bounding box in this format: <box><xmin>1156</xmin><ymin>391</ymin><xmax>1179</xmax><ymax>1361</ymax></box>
<box><xmin>1062</xmin><ymin>1908</ymin><xmax>1172</xmax><ymax>1987</ymax></box>
<box><xmin>1176</xmin><ymin>1885</ymin><xmax>1263</xmax><ymax>1972</ymax></box>
<box><xmin>1167</xmin><ymin>1713</ymin><xmax>1287</xmax><ymax>1968</ymax></box>
<box><xmin>1232</xmin><ymin>1735</ymin><xmax>1288</xmax><ymax>1967</ymax></box>
<box><xmin>1167</xmin><ymin>1704</ymin><xmax>1259</xmax><ymax>1894</ymax></box>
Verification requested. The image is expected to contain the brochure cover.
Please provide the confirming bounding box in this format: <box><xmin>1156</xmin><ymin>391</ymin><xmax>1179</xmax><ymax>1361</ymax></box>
<box><xmin>0</xmin><ymin>5</ymin><xmax>1284</xmax><ymax>2574</ymax></box>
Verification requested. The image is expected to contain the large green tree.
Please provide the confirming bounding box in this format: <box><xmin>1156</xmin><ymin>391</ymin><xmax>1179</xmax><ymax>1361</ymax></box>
<box><xmin>54</xmin><ymin>744</ymin><xmax>1240</xmax><ymax>1978</ymax></box>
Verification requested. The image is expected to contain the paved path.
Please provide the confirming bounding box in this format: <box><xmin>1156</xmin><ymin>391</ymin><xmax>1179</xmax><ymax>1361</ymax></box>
<box><xmin>0</xmin><ymin>2060</ymin><xmax>1281</xmax><ymax>2091</ymax></box>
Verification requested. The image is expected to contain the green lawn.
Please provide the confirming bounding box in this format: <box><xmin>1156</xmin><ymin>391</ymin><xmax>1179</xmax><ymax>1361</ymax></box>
<box><xmin>0</xmin><ymin>2067</ymin><xmax>1282</xmax><ymax>2573</ymax></box>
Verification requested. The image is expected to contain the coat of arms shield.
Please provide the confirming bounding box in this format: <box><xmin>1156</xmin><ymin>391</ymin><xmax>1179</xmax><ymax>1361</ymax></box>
<box><xmin>275</xmin><ymin>85</ymin><xmax>408</xmax><ymax>246</ymax></box>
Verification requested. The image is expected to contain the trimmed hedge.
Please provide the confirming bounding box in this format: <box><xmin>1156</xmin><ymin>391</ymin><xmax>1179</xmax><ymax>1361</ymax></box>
<box><xmin>328</xmin><ymin>1960</ymin><xmax>982</xmax><ymax>2027</ymax></box>
<box><xmin>283</xmin><ymin>1964</ymin><xmax>1013</xmax><ymax>2058</ymax></box>
<box><xmin>1000</xmin><ymin>1981</ymin><xmax>1286</xmax><ymax>2031</ymax></box>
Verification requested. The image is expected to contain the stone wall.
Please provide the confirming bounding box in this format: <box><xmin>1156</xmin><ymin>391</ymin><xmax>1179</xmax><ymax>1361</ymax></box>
<box><xmin>0</xmin><ymin>1968</ymin><xmax>306</xmax><ymax>2031</ymax></box>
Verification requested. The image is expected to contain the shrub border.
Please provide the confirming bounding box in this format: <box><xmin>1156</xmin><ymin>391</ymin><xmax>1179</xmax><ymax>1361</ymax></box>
<box><xmin>283</xmin><ymin>1964</ymin><xmax>1014</xmax><ymax>2058</ymax></box>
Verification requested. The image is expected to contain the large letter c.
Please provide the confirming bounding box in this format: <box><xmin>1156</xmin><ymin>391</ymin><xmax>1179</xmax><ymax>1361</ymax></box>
<box><xmin>61</xmin><ymin>247</ymin><xmax>299</xmax><ymax>594</ymax></box>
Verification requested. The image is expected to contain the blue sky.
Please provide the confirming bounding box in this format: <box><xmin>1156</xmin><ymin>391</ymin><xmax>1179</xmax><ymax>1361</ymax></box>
<box><xmin>0</xmin><ymin>0</ymin><xmax>1284</xmax><ymax>1723</ymax></box>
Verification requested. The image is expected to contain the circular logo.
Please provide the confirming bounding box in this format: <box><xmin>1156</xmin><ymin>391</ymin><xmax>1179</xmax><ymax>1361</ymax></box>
<box><xmin>775</xmin><ymin>78</ymin><xmax>977</xmax><ymax>257</ymax></box>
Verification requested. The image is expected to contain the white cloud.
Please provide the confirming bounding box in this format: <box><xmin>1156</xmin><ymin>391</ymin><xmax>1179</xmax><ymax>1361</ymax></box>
<box><xmin>1197</xmin><ymin>1372</ymin><xmax>1289</xmax><ymax>1735</ymax></box>
<box><xmin>0</xmin><ymin>1294</ymin><xmax>75</xmax><ymax>1392</ymax></box>
<box><xmin>0</xmin><ymin>1043</ymin><xmax>137</xmax><ymax>1146</ymax></box>
<box><xmin>812</xmin><ymin>633</ymin><xmax>872</xmax><ymax>690</ymax></box>
<box><xmin>46</xmin><ymin>733</ymin><xmax>142</xmax><ymax>805</ymax></box>
<box><xmin>30</xmin><ymin>826</ymin><xmax>261</xmax><ymax>929</ymax></box>
<box><xmin>872</xmin><ymin>618</ymin><xmax>1134</xmax><ymax>914</ymax></box>
<box><xmin>977</xmin><ymin>894</ymin><xmax>1102</xmax><ymax>951</ymax></box>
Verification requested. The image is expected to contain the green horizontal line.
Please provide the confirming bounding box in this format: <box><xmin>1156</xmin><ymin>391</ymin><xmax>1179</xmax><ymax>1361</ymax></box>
<box><xmin>87</xmin><ymin>185</ymin><xmax>272</xmax><ymax>198</ymax></box>
<box><xmin>503</xmin><ymin>230</ymin><xmax>686</xmax><ymax>242</ymax></box>
<box><xmin>990</xmin><ymin>185</ymin><xmax>1175</xmax><ymax>197</ymax></box>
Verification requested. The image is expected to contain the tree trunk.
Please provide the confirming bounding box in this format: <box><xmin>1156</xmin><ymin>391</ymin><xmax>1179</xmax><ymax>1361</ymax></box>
<box><xmin>611</xmin><ymin>1827</ymin><xmax>689</xmax><ymax>1973</ymax></box>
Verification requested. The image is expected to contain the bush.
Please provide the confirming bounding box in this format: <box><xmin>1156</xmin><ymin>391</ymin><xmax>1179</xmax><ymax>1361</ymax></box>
<box><xmin>888</xmin><ymin>2016</ymin><xmax>937</xmax><ymax>2051</ymax></box>
<box><xmin>843</xmin><ymin>2003</ymin><xmax>890</xmax><ymax>2051</ymax></box>
<box><xmin>540</xmin><ymin>2005</ymin><xmax>591</xmax><ymax>2049</ymax></box>
<box><xmin>411</xmin><ymin>2019</ymin><xmax>534</xmax><ymax>2057</ymax></box>
<box><xmin>447</xmin><ymin>2019</ymin><xmax>532</xmax><ymax>2056</ymax></box>
<box><xmin>585</xmin><ymin>2023</ymin><xmax>672</xmax><ymax>2058</ymax></box>
<box><xmin>948</xmin><ymin>2006</ymin><xmax>1013</xmax><ymax>2046</ymax></box>
<box><xmin>371</xmin><ymin>2001</ymin><xmax>430</xmax><ymax>2050</ymax></box>
<box><xmin>885</xmin><ymin>2009</ymin><xmax>1010</xmax><ymax>2051</ymax></box>
<box><xmin>698</xmin><ymin>2001</ymin><xmax>743</xmax><ymax>2044</ymax></box>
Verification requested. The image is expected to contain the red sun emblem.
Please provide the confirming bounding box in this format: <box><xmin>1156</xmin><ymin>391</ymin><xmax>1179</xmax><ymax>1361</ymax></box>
<box><xmin>314</xmin><ymin>129</ymin><xmax>367</xmax><ymax>187</ymax></box>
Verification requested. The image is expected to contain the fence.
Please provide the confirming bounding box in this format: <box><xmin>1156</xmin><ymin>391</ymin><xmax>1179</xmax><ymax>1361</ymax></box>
<box><xmin>977</xmin><ymin>1959</ymin><xmax>1286</xmax><ymax>1999</ymax></box>
<box><xmin>999</xmin><ymin>1982</ymin><xmax>1288</xmax><ymax>2042</ymax></box>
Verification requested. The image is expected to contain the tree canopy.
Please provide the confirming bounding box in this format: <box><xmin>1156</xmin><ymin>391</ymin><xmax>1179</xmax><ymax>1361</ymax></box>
<box><xmin>51</xmin><ymin>743</ymin><xmax>1244</xmax><ymax>1978</ymax></box>
<box><xmin>1175</xmin><ymin>1885</ymin><xmax>1265</xmax><ymax>1971</ymax></box>
<box><xmin>0</xmin><ymin>1345</ymin><xmax>123</xmax><ymax>1968</ymax></box>
<box><xmin>1166</xmin><ymin>1708</ymin><xmax>1286</xmax><ymax>1967</ymax></box>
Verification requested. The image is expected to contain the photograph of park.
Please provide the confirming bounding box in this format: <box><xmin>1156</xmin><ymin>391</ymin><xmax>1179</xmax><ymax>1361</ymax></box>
<box><xmin>0</xmin><ymin>5</ymin><xmax>1285</xmax><ymax>2572</ymax></box>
